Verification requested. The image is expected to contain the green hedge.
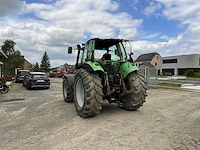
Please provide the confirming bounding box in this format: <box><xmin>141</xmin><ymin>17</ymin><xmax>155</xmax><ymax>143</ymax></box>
<box><xmin>184</xmin><ymin>69</ymin><xmax>200</xmax><ymax>78</ymax></box>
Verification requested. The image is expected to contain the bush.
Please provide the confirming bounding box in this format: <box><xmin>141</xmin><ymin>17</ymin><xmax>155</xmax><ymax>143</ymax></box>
<box><xmin>194</xmin><ymin>72</ymin><xmax>200</xmax><ymax>78</ymax></box>
<box><xmin>184</xmin><ymin>69</ymin><xmax>195</xmax><ymax>77</ymax></box>
<box><xmin>184</xmin><ymin>69</ymin><xmax>200</xmax><ymax>78</ymax></box>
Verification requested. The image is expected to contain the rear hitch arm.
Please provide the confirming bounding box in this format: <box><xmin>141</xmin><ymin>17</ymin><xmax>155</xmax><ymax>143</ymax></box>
<box><xmin>120</xmin><ymin>74</ymin><xmax>134</xmax><ymax>96</ymax></box>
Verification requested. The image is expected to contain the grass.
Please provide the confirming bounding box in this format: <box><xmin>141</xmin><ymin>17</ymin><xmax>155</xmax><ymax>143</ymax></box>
<box><xmin>158</xmin><ymin>82</ymin><xmax>181</xmax><ymax>88</ymax></box>
<box><xmin>177</xmin><ymin>78</ymin><xmax>200</xmax><ymax>81</ymax></box>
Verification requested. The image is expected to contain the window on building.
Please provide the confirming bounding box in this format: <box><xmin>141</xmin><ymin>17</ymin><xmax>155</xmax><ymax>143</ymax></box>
<box><xmin>163</xmin><ymin>59</ymin><xmax>177</xmax><ymax>64</ymax></box>
<box><xmin>157</xmin><ymin>56</ymin><xmax>159</xmax><ymax>60</ymax></box>
<box><xmin>155</xmin><ymin>63</ymin><xmax>157</xmax><ymax>66</ymax></box>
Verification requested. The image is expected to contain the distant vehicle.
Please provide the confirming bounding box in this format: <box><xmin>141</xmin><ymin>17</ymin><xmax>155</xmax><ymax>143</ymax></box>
<box><xmin>15</xmin><ymin>70</ymin><xmax>30</xmax><ymax>83</ymax></box>
<box><xmin>57</xmin><ymin>71</ymin><xmax>63</xmax><ymax>77</ymax></box>
<box><xmin>23</xmin><ymin>72</ymin><xmax>50</xmax><ymax>90</ymax></box>
<box><xmin>57</xmin><ymin>71</ymin><xmax>68</xmax><ymax>77</ymax></box>
<box><xmin>49</xmin><ymin>71</ymin><xmax>57</xmax><ymax>77</ymax></box>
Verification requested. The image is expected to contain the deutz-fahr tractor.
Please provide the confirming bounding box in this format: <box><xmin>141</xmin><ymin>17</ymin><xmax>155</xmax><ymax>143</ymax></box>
<box><xmin>62</xmin><ymin>38</ymin><xmax>147</xmax><ymax>118</ymax></box>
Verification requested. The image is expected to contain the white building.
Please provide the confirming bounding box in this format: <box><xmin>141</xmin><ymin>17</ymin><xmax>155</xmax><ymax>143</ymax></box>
<box><xmin>161</xmin><ymin>54</ymin><xmax>200</xmax><ymax>76</ymax></box>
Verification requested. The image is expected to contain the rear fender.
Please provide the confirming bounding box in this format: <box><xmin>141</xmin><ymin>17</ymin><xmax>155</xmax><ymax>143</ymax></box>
<box><xmin>78</xmin><ymin>61</ymin><xmax>104</xmax><ymax>74</ymax></box>
<box><xmin>119</xmin><ymin>62</ymin><xmax>139</xmax><ymax>79</ymax></box>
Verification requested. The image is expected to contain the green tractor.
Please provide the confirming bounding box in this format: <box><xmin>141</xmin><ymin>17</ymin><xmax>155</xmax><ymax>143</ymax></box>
<box><xmin>63</xmin><ymin>38</ymin><xmax>147</xmax><ymax>118</ymax></box>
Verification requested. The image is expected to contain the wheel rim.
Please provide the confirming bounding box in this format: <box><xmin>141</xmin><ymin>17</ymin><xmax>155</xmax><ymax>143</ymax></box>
<box><xmin>1</xmin><ymin>88</ymin><xmax>9</xmax><ymax>94</ymax></box>
<box><xmin>63</xmin><ymin>82</ymin><xmax>67</xmax><ymax>99</ymax></box>
<box><xmin>76</xmin><ymin>78</ymin><xmax>84</xmax><ymax>108</ymax></box>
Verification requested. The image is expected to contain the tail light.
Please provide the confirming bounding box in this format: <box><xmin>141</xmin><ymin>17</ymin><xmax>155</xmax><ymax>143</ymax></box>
<box><xmin>29</xmin><ymin>78</ymin><xmax>35</xmax><ymax>81</ymax></box>
<box><xmin>45</xmin><ymin>78</ymin><xmax>50</xmax><ymax>81</ymax></box>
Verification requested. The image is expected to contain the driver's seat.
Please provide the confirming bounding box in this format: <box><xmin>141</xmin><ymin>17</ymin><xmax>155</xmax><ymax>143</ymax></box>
<box><xmin>102</xmin><ymin>53</ymin><xmax>111</xmax><ymax>60</ymax></box>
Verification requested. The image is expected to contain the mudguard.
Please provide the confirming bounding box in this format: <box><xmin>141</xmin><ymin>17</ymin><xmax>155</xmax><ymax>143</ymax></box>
<box><xmin>63</xmin><ymin>74</ymin><xmax>75</xmax><ymax>87</ymax></box>
<box><xmin>119</xmin><ymin>62</ymin><xmax>139</xmax><ymax>79</ymax></box>
<box><xmin>79</xmin><ymin>61</ymin><xmax>104</xmax><ymax>73</ymax></box>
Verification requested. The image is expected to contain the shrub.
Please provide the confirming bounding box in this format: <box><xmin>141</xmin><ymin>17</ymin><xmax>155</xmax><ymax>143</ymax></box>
<box><xmin>184</xmin><ymin>69</ymin><xmax>200</xmax><ymax>78</ymax></box>
<box><xmin>184</xmin><ymin>69</ymin><xmax>195</xmax><ymax>77</ymax></box>
<box><xmin>194</xmin><ymin>72</ymin><xmax>200</xmax><ymax>78</ymax></box>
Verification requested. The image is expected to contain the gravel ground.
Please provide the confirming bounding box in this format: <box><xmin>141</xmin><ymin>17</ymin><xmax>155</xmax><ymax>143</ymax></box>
<box><xmin>0</xmin><ymin>78</ymin><xmax>200</xmax><ymax>150</ymax></box>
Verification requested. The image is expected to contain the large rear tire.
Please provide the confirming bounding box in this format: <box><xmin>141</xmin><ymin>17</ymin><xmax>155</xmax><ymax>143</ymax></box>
<box><xmin>121</xmin><ymin>71</ymin><xmax>147</xmax><ymax>111</ymax></box>
<box><xmin>74</xmin><ymin>69</ymin><xmax>103</xmax><ymax>118</ymax></box>
<box><xmin>63</xmin><ymin>78</ymin><xmax>74</xmax><ymax>102</ymax></box>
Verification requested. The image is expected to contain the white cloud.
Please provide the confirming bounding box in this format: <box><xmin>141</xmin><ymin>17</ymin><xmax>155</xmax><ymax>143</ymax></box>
<box><xmin>118</xmin><ymin>28</ymin><xmax>140</xmax><ymax>40</ymax></box>
<box><xmin>142</xmin><ymin>32</ymin><xmax>161</xmax><ymax>39</ymax></box>
<box><xmin>0</xmin><ymin>0</ymin><xmax>143</xmax><ymax>67</ymax></box>
<box><xmin>160</xmin><ymin>35</ymin><xmax>169</xmax><ymax>40</ymax></box>
<box><xmin>0</xmin><ymin>0</ymin><xmax>26</xmax><ymax>16</ymax></box>
<box><xmin>167</xmin><ymin>34</ymin><xmax>183</xmax><ymax>46</ymax></box>
<box><xmin>142</xmin><ymin>1</ymin><xmax>162</xmax><ymax>16</ymax></box>
<box><xmin>135</xmin><ymin>0</ymin><xmax>200</xmax><ymax>59</ymax></box>
<box><xmin>155</xmin><ymin>0</ymin><xmax>200</xmax><ymax>34</ymax></box>
<box><xmin>131</xmin><ymin>34</ymin><xmax>184</xmax><ymax>59</ymax></box>
<box><xmin>1</xmin><ymin>0</ymin><xmax>200</xmax><ymax>67</ymax></box>
<box><xmin>155</xmin><ymin>0</ymin><xmax>200</xmax><ymax>19</ymax></box>
<box><xmin>133</xmin><ymin>0</ymin><xmax>139</xmax><ymax>5</ymax></box>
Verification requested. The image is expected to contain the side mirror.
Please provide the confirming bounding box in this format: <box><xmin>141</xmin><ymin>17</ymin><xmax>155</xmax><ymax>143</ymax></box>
<box><xmin>77</xmin><ymin>44</ymin><xmax>81</xmax><ymax>50</ymax></box>
<box><xmin>68</xmin><ymin>47</ymin><xmax>72</xmax><ymax>54</ymax></box>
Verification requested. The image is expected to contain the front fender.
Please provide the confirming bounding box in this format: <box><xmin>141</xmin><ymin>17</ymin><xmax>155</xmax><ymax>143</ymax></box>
<box><xmin>63</xmin><ymin>74</ymin><xmax>75</xmax><ymax>87</ymax></box>
<box><xmin>119</xmin><ymin>62</ymin><xmax>139</xmax><ymax>79</ymax></box>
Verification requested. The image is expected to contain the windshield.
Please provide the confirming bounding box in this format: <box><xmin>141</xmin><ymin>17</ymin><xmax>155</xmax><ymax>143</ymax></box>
<box><xmin>18</xmin><ymin>71</ymin><xmax>29</xmax><ymax>76</ymax></box>
<box><xmin>93</xmin><ymin>41</ymin><xmax>127</xmax><ymax>61</ymax></box>
<box><xmin>33</xmin><ymin>74</ymin><xmax>47</xmax><ymax>78</ymax></box>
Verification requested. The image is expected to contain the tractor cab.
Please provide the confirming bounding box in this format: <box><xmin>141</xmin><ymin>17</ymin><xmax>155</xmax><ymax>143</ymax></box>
<box><xmin>80</xmin><ymin>38</ymin><xmax>128</xmax><ymax>61</ymax></box>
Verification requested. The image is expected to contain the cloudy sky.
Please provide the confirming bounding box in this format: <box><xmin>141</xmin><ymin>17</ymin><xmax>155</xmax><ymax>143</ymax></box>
<box><xmin>0</xmin><ymin>0</ymin><xmax>200</xmax><ymax>67</ymax></box>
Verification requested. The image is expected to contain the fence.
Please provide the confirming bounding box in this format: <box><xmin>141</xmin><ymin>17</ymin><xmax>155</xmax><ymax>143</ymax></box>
<box><xmin>139</xmin><ymin>67</ymin><xmax>158</xmax><ymax>88</ymax></box>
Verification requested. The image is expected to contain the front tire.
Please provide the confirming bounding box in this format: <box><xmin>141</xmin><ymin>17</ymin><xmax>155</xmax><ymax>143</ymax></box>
<box><xmin>63</xmin><ymin>78</ymin><xmax>73</xmax><ymax>102</ymax></box>
<box><xmin>121</xmin><ymin>71</ymin><xmax>147</xmax><ymax>111</ymax></box>
<box><xmin>23</xmin><ymin>81</ymin><xmax>25</xmax><ymax>86</ymax></box>
<box><xmin>74</xmin><ymin>69</ymin><xmax>103</xmax><ymax>118</ymax></box>
<box><xmin>26</xmin><ymin>84</ymin><xmax>31</xmax><ymax>90</ymax></box>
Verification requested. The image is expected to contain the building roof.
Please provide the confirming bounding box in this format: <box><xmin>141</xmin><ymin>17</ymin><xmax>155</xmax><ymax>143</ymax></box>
<box><xmin>24</xmin><ymin>58</ymin><xmax>31</xmax><ymax>65</ymax></box>
<box><xmin>0</xmin><ymin>49</ymin><xmax>8</xmax><ymax>58</ymax></box>
<box><xmin>135</xmin><ymin>52</ymin><xmax>159</xmax><ymax>62</ymax></box>
<box><xmin>162</xmin><ymin>53</ymin><xmax>200</xmax><ymax>59</ymax></box>
<box><xmin>140</xmin><ymin>61</ymin><xmax>155</xmax><ymax>68</ymax></box>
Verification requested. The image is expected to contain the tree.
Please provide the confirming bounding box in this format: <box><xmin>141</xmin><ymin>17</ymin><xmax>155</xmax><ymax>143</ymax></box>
<box><xmin>1</xmin><ymin>40</ymin><xmax>15</xmax><ymax>55</ymax></box>
<box><xmin>40</xmin><ymin>51</ymin><xmax>51</xmax><ymax>72</ymax></box>
<box><xmin>1</xmin><ymin>40</ymin><xmax>24</xmax><ymax>76</ymax></box>
<box><xmin>31</xmin><ymin>62</ymin><xmax>41</xmax><ymax>72</ymax></box>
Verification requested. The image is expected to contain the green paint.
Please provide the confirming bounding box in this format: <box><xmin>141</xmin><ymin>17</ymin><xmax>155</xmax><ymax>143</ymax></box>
<box><xmin>86</xmin><ymin>61</ymin><xmax>104</xmax><ymax>72</ymax></box>
<box><xmin>119</xmin><ymin>62</ymin><xmax>139</xmax><ymax>78</ymax></box>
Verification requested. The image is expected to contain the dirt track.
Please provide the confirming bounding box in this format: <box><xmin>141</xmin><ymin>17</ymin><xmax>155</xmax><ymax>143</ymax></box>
<box><xmin>0</xmin><ymin>78</ymin><xmax>200</xmax><ymax>150</ymax></box>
